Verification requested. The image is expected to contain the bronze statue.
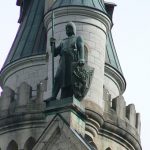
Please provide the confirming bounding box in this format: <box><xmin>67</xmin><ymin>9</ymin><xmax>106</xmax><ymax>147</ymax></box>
<box><xmin>50</xmin><ymin>22</ymin><xmax>85</xmax><ymax>100</ymax></box>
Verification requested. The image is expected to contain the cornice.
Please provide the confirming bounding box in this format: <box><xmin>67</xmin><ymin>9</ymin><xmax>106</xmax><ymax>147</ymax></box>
<box><xmin>0</xmin><ymin>55</ymin><xmax>46</xmax><ymax>87</ymax></box>
<box><xmin>104</xmin><ymin>63</ymin><xmax>126</xmax><ymax>94</ymax></box>
<box><xmin>44</xmin><ymin>6</ymin><xmax>112</xmax><ymax>32</ymax></box>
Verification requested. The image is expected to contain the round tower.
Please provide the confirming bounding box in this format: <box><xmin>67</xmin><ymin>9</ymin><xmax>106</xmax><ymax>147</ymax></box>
<box><xmin>0</xmin><ymin>0</ymin><xmax>141</xmax><ymax>150</ymax></box>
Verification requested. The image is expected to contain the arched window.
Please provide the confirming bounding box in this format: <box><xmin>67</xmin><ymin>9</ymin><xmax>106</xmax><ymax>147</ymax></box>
<box><xmin>106</xmin><ymin>147</ymin><xmax>112</xmax><ymax>150</ymax></box>
<box><xmin>24</xmin><ymin>137</ymin><xmax>36</xmax><ymax>150</ymax></box>
<box><xmin>7</xmin><ymin>140</ymin><xmax>18</xmax><ymax>150</ymax></box>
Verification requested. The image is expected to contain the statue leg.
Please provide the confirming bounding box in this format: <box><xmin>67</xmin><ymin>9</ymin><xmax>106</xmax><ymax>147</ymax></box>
<box><xmin>50</xmin><ymin>75</ymin><xmax>60</xmax><ymax>100</ymax></box>
<box><xmin>61</xmin><ymin>86</ymin><xmax>73</xmax><ymax>99</ymax></box>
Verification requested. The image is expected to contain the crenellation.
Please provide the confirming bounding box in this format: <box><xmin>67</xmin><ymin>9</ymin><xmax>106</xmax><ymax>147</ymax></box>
<box><xmin>126</xmin><ymin>104</ymin><xmax>136</xmax><ymax>127</ymax></box>
<box><xmin>136</xmin><ymin>113</ymin><xmax>141</xmax><ymax>135</ymax></box>
<box><xmin>0</xmin><ymin>87</ymin><xmax>15</xmax><ymax>111</ymax></box>
<box><xmin>103</xmin><ymin>86</ymin><xmax>111</xmax><ymax>111</ymax></box>
<box><xmin>103</xmin><ymin>94</ymin><xmax>141</xmax><ymax>136</ymax></box>
<box><xmin>18</xmin><ymin>82</ymin><xmax>32</xmax><ymax>106</ymax></box>
<box><xmin>0</xmin><ymin>82</ymin><xmax>48</xmax><ymax>117</ymax></box>
<box><xmin>112</xmin><ymin>96</ymin><xmax>126</xmax><ymax>119</ymax></box>
<box><xmin>37</xmin><ymin>79</ymin><xmax>47</xmax><ymax>103</ymax></box>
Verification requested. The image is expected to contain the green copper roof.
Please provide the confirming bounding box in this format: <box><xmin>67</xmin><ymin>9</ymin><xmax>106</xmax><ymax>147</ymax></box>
<box><xmin>3</xmin><ymin>0</ymin><xmax>46</xmax><ymax>68</ymax></box>
<box><xmin>49</xmin><ymin>0</ymin><xmax>106</xmax><ymax>12</ymax></box>
<box><xmin>106</xmin><ymin>31</ymin><xmax>123</xmax><ymax>73</ymax></box>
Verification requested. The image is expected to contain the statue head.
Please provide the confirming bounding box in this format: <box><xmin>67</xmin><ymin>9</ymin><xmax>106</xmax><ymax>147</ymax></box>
<box><xmin>66</xmin><ymin>22</ymin><xmax>76</xmax><ymax>37</ymax></box>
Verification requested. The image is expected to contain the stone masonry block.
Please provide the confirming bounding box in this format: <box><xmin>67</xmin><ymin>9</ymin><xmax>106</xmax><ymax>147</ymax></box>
<box><xmin>103</xmin><ymin>87</ymin><xmax>111</xmax><ymax>111</ymax></box>
<box><xmin>126</xmin><ymin>104</ymin><xmax>136</xmax><ymax>127</ymax></box>
<box><xmin>18</xmin><ymin>82</ymin><xmax>32</xmax><ymax>106</ymax></box>
<box><xmin>37</xmin><ymin>79</ymin><xmax>47</xmax><ymax>102</ymax></box>
<box><xmin>136</xmin><ymin>113</ymin><xmax>141</xmax><ymax>135</ymax></box>
<box><xmin>77</xmin><ymin>31</ymin><xmax>90</xmax><ymax>41</ymax></box>
<box><xmin>1</xmin><ymin>87</ymin><xmax>15</xmax><ymax>111</ymax></box>
<box><xmin>112</xmin><ymin>96</ymin><xmax>126</xmax><ymax>119</ymax></box>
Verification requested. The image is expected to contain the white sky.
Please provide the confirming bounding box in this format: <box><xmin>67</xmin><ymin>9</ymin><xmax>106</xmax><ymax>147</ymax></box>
<box><xmin>0</xmin><ymin>0</ymin><xmax>149</xmax><ymax>149</ymax></box>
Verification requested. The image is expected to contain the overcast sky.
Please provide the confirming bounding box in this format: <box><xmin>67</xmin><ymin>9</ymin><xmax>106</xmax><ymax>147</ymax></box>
<box><xmin>0</xmin><ymin>1</ymin><xmax>149</xmax><ymax>149</ymax></box>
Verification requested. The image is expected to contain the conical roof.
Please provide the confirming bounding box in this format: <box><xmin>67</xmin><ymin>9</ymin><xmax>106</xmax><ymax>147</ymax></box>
<box><xmin>49</xmin><ymin>0</ymin><xmax>106</xmax><ymax>12</ymax></box>
<box><xmin>2</xmin><ymin>0</ymin><xmax>46</xmax><ymax>68</ymax></box>
<box><xmin>2</xmin><ymin>0</ymin><xmax>123</xmax><ymax>75</ymax></box>
<box><xmin>106</xmin><ymin>31</ymin><xmax>123</xmax><ymax>73</ymax></box>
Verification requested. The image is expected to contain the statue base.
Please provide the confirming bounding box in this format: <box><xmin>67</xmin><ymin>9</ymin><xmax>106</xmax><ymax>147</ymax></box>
<box><xmin>44</xmin><ymin>97</ymin><xmax>86</xmax><ymax>136</ymax></box>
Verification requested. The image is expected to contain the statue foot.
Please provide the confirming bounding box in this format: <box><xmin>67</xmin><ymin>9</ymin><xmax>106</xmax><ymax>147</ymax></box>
<box><xmin>44</xmin><ymin>97</ymin><xmax>57</xmax><ymax>102</ymax></box>
<box><xmin>49</xmin><ymin>96</ymin><xmax>57</xmax><ymax>101</ymax></box>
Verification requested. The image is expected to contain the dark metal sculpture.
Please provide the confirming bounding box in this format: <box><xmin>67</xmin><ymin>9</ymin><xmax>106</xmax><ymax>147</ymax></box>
<box><xmin>72</xmin><ymin>62</ymin><xmax>94</xmax><ymax>100</ymax></box>
<box><xmin>49</xmin><ymin>22</ymin><xmax>94</xmax><ymax>101</ymax></box>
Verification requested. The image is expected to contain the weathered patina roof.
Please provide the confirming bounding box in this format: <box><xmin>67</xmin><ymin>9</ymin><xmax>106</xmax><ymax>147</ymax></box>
<box><xmin>2</xmin><ymin>0</ymin><xmax>46</xmax><ymax>68</ymax></box>
<box><xmin>49</xmin><ymin>0</ymin><xmax>106</xmax><ymax>12</ymax></box>
<box><xmin>106</xmin><ymin>31</ymin><xmax>123</xmax><ymax>73</ymax></box>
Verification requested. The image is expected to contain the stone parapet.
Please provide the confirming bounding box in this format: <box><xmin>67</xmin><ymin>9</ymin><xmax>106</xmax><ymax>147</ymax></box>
<box><xmin>0</xmin><ymin>82</ymin><xmax>142</xmax><ymax>150</ymax></box>
<box><xmin>104</xmin><ymin>95</ymin><xmax>141</xmax><ymax>136</ymax></box>
<box><xmin>0</xmin><ymin>82</ymin><xmax>47</xmax><ymax>150</ymax></box>
<box><xmin>0</xmin><ymin>81</ymin><xmax>47</xmax><ymax>128</ymax></box>
<box><xmin>84</xmin><ymin>98</ymin><xmax>142</xmax><ymax>150</ymax></box>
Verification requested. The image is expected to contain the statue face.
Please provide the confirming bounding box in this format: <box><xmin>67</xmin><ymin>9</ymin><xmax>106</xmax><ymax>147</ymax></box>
<box><xmin>66</xmin><ymin>25</ymin><xmax>74</xmax><ymax>37</ymax></box>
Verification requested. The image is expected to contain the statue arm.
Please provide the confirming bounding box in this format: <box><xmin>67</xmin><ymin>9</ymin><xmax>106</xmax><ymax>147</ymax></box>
<box><xmin>54</xmin><ymin>44</ymin><xmax>61</xmax><ymax>57</ymax></box>
<box><xmin>76</xmin><ymin>36</ymin><xmax>85</xmax><ymax>63</ymax></box>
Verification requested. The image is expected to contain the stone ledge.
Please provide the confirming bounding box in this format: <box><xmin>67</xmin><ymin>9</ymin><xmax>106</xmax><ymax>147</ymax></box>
<box><xmin>44</xmin><ymin>97</ymin><xmax>86</xmax><ymax>119</ymax></box>
<box><xmin>105</xmin><ymin>63</ymin><xmax>126</xmax><ymax>95</ymax></box>
<box><xmin>0</xmin><ymin>112</ymin><xmax>46</xmax><ymax>135</ymax></box>
<box><xmin>44</xmin><ymin>6</ymin><xmax>112</xmax><ymax>32</ymax></box>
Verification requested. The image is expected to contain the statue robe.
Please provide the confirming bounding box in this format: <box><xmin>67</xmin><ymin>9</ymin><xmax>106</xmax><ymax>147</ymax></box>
<box><xmin>54</xmin><ymin>35</ymin><xmax>84</xmax><ymax>88</ymax></box>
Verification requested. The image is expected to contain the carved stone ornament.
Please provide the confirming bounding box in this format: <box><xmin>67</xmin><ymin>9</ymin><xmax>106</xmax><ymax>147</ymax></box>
<box><xmin>72</xmin><ymin>62</ymin><xmax>94</xmax><ymax>100</ymax></box>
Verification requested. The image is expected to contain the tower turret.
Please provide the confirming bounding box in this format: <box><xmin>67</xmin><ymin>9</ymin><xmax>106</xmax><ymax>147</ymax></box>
<box><xmin>0</xmin><ymin>0</ymin><xmax>141</xmax><ymax>150</ymax></box>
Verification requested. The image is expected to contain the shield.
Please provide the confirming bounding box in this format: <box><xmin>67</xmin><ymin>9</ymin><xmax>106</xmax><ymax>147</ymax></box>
<box><xmin>72</xmin><ymin>62</ymin><xmax>94</xmax><ymax>101</ymax></box>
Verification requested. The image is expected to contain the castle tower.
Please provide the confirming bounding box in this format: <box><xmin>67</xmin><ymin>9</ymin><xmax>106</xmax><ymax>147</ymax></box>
<box><xmin>0</xmin><ymin>0</ymin><xmax>142</xmax><ymax>150</ymax></box>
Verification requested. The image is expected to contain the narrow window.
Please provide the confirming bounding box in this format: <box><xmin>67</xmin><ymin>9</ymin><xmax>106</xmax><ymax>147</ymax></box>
<box><xmin>24</xmin><ymin>137</ymin><xmax>36</xmax><ymax>150</ymax></box>
<box><xmin>7</xmin><ymin>140</ymin><xmax>18</xmax><ymax>150</ymax></box>
<box><xmin>106</xmin><ymin>147</ymin><xmax>112</xmax><ymax>150</ymax></box>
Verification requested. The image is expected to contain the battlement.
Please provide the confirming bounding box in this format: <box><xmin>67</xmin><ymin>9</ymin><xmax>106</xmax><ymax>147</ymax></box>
<box><xmin>103</xmin><ymin>87</ymin><xmax>141</xmax><ymax>136</ymax></box>
<box><xmin>0</xmin><ymin>82</ymin><xmax>141</xmax><ymax>136</ymax></box>
<box><xmin>0</xmin><ymin>81</ymin><xmax>47</xmax><ymax>117</ymax></box>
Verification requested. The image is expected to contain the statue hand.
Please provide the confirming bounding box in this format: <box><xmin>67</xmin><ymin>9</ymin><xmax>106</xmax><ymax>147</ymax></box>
<box><xmin>78</xmin><ymin>60</ymin><xmax>85</xmax><ymax>66</ymax></box>
<box><xmin>50</xmin><ymin>37</ymin><xmax>56</xmax><ymax>46</ymax></box>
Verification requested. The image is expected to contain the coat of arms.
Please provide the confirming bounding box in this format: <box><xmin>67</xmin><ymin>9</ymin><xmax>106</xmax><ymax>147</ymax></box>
<box><xmin>72</xmin><ymin>63</ymin><xmax>94</xmax><ymax>101</ymax></box>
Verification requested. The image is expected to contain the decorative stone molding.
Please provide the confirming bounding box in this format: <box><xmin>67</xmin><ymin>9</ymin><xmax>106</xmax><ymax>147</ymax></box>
<box><xmin>0</xmin><ymin>55</ymin><xmax>46</xmax><ymax>90</ymax></box>
<box><xmin>44</xmin><ymin>6</ymin><xmax>112</xmax><ymax>33</ymax></box>
<box><xmin>104</xmin><ymin>63</ymin><xmax>126</xmax><ymax>95</ymax></box>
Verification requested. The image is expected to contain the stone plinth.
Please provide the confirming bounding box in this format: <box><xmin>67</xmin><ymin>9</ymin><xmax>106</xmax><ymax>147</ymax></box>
<box><xmin>44</xmin><ymin>97</ymin><xmax>86</xmax><ymax>137</ymax></box>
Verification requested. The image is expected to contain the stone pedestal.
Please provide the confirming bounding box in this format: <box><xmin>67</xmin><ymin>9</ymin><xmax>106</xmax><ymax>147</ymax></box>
<box><xmin>44</xmin><ymin>97</ymin><xmax>86</xmax><ymax>137</ymax></box>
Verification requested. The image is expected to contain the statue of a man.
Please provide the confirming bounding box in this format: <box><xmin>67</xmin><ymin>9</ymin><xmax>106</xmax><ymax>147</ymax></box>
<box><xmin>50</xmin><ymin>22</ymin><xmax>85</xmax><ymax>100</ymax></box>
